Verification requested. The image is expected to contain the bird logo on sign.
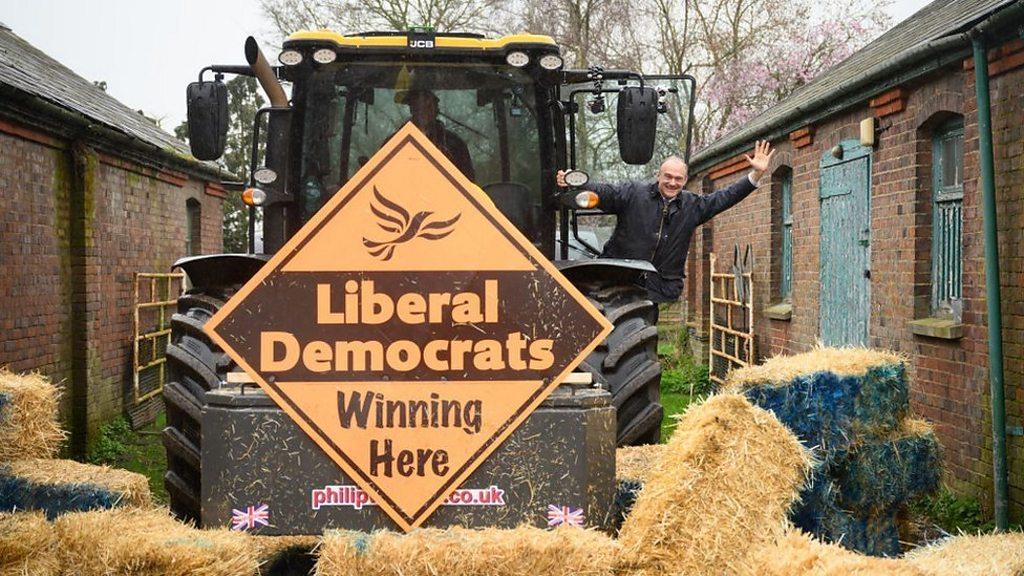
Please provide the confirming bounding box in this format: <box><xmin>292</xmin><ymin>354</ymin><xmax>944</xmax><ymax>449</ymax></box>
<box><xmin>362</xmin><ymin>186</ymin><xmax>461</xmax><ymax>261</ymax></box>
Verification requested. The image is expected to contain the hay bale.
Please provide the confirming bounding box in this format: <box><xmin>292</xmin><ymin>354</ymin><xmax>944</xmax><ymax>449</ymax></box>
<box><xmin>315</xmin><ymin>526</ymin><xmax>617</xmax><ymax>576</ymax></box>
<box><xmin>0</xmin><ymin>369</ymin><xmax>65</xmax><ymax>462</ymax></box>
<box><xmin>905</xmin><ymin>532</ymin><xmax>1024</xmax><ymax>576</ymax></box>
<box><xmin>0</xmin><ymin>511</ymin><xmax>60</xmax><ymax>576</ymax></box>
<box><xmin>727</xmin><ymin>347</ymin><xmax>909</xmax><ymax>454</ymax></box>
<box><xmin>616</xmin><ymin>394</ymin><xmax>813</xmax><ymax>576</ymax></box>
<box><xmin>253</xmin><ymin>535</ymin><xmax>319</xmax><ymax>575</ymax></box>
<box><xmin>832</xmin><ymin>419</ymin><xmax>941</xmax><ymax>514</ymax></box>
<box><xmin>819</xmin><ymin>508</ymin><xmax>901</xmax><ymax>558</ymax></box>
<box><xmin>790</xmin><ymin>472</ymin><xmax>902</xmax><ymax>557</ymax></box>
<box><xmin>0</xmin><ymin>458</ymin><xmax>152</xmax><ymax>518</ymax></box>
<box><xmin>728</xmin><ymin>347</ymin><xmax>905</xmax><ymax>387</ymax></box>
<box><xmin>752</xmin><ymin>530</ymin><xmax>926</xmax><ymax>575</ymax></box>
<box><xmin>615</xmin><ymin>444</ymin><xmax>664</xmax><ymax>483</ymax></box>
<box><xmin>54</xmin><ymin>507</ymin><xmax>258</xmax><ymax>575</ymax></box>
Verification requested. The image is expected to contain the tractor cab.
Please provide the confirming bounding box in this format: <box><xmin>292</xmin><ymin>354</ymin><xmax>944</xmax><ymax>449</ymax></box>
<box><xmin>186</xmin><ymin>29</ymin><xmax>695</xmax><ymax>259</ymax></box>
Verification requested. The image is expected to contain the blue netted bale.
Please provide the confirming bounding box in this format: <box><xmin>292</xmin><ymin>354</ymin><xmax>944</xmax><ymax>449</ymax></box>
<box><xmin>0</xmin><ymin>369</ymin><xmax>65</xmax><ymax>462</ymax></box>
<box><xmin>820</xmin><ymin>508</ymin><xmax>902</xmax><ymax>557</ymax></box>
<box><xmin>610</xmin><ymin>479</ymin><xmax>643</xmax><ymax>532</ymax></box>
<box><xmin>790</xmin><ymin>473</ymin><xmax>837</xmax><ymax>536</ymax></box>
<box><xmin>0</xmin><ymin>458</ymin><xmax>151</xmax><ymax>519</ymax></box>
<box><xmin>727</xmin><ymin>348</ymin><xmax>909</xmax><ymax>458</ymax></box>
<box><xmin>832</xmin><ymin>419</ymin><xmax>941</xmax><ymax>514</ymax></box>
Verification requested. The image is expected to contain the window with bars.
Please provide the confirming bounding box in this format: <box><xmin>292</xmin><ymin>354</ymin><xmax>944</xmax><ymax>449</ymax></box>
<box><xmin>186</xmin><ymin>198</ymin><xmax>201</xmax><ymax>256</ymax></box>
<box><xmin>931</xmin><ymin>118</ymin><xmax>963</xmax><ymax>318</ymax></box>
<box><xmin>780</xmin><ymin>171</ymin><xmax>793</xmax><ymax>300</ymax></box>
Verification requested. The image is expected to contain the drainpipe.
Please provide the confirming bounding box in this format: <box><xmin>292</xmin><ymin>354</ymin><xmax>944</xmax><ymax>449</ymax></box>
<box><xmin>970</xmin><ymin>29</ymin><xmax>1008</xmax><ymax>531</ymax></box>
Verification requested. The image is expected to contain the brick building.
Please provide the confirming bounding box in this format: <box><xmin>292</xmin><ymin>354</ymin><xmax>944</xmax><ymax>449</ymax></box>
<box><xmin>0</xmin><ymin>24</ymin><xmax>228</xmax><ymax>455</ymax></box>
<box><xmin>685</xmin><ymin>0</ymin><xmax>1024</xmax><ymax>519</ymax></box>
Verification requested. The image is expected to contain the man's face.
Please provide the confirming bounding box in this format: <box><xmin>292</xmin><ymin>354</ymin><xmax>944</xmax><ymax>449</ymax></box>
<box><xmin>657</xmin><ymin>159</ymin><xmax>688</xmax><ymax>199</ymax></box>
<box><xmin>408</xmin><ymin>92</ymin><xmax>438</xmax><ymax>130</ymax></box>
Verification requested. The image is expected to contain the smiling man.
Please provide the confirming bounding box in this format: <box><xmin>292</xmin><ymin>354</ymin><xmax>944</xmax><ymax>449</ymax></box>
<box><xmin>557</xmin><ymin>140</ymin><xmax>775</xmax><ymax>303</ymax></box>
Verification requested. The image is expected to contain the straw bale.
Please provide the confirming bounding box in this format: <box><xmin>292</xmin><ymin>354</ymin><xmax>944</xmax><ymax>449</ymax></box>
<box><xmin>727</xmin><ymin>347</ymin><xmax>905</xmax><ymax>388</ymax></box>
<box><xmin>833</xmin><ymin>419</ymin><xmax>941</xmax><ymax>514</ymax></box>
<box><xmin>615</xmin><ymin>444</ymin><xmax>663</xmax><ymax>483</ymax></box>
<box><xmin>752</xmin><ymin>531</ymin><xmax>926</xmax><ymax>576</ymax></box>
<box><xmin>616</xmin><ymin>394</ymin><xmax>813</xmax><ymax>576</ymax></box>
<box><xmin>905</xmin><ymin>532</ymin><xmax>1024</xmax><ymax>576</ymax></box>
<box><xmin>1</xmin><ymin>458</ymin><xmax>152</xmax><ymax>519</ymax></box>
<box><xmin>0</xmin><ymin>511</ymin><xmax>60</xmax><ymax>576</ymax></box>
<box><xmin>0</xmin><ymin>369</ymin><xmax>65</xmax><ymax>462</ymax></box>
<box><xmin>54</xmin><ymin>507</ymin><xmax>259</xmax><ymax>576</ymax></box>
<box><xmin>315</xmin><ymin>526</ymin><xmax>618</xmax><ymax>576</ymax></box>
<box><xmin>791</xmin><ymin>477</ymin><xmax>904</xmax><ymax>557</ymax></box>
<box><xmin>733</xmin><ymin>361</ymin><xmax>909</xmax><ymax>456</ymax></box>
<box><xmin>253</xmin><ymin>534</ymin><xmax>320</xmax><ymax>575</ymax></box>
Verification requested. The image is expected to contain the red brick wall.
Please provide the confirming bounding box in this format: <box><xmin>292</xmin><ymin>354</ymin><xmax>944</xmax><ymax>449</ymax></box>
<box><xmin>0</xmin><ymin>120</ymin><xmax>224</xmax><ymax>448</ymax></box>
<box><xmin>686</xmin><ymin>42</ymin><xmax>1024</xmax><ymax>518</ymax></box>
<box><xmin>0</xmin><ymin>134</ymin><xmax>74</xmax><ymax>421</ymax></box>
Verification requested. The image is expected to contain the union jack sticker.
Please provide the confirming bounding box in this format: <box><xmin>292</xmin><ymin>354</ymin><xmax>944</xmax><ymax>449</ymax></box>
<box><xmin>546</xmin><ymin>504</ymin><xmax>584</xmax><ymax>528</ymax></box>
<box><xmin>231</xmin><ymin>503</ymin><xmax>270</xmax><ymax>531</ymax></box>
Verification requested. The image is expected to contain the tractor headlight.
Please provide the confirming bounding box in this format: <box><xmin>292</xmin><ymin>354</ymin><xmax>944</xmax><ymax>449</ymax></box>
<box><xmin>563</xmin><ymin>169</ymin><xmax>589</xmax><ymax>187</ymax></box>
<box><xmin>575</xmin><ymin>191</ymin><xmax>599</xmax><ymax>209</ymax></box>
<box><xmin>242</xmin><ymin>187</ymin><xmax>267</xmax><ymax>206</ymax></box>
<box><xmin>313</xmin><ymin>48</ymin><xmax>337</xmax><ymax>64</ymax></box>
<box><xmin>505</xmin><ymin>51</ymin><xmax>529</xmax><ymax>68</ymax></box>
<box><xmin>253</xmin><ymin>167</ymin><xmax>277</xmax><ymax>185</ymax></box>
<box><xmin>539</xmin><ymin>54</ymin><xmax>563</xmax><ymax>70</ymax></box>
<box><xmin>279</xmin><ymin>50</ymin><xmax>303</xmax><ymax>66</ymax></box>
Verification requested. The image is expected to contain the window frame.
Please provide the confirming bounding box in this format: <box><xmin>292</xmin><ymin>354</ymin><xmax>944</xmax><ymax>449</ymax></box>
<box><xmin>186</xmin><ymin>198</ymin><xmax>202</xmax><ymax>256</ymax></box>
<box><xmin>930</xmin><ymin>117</ymin><xmax>964</xmax><ymax>318</ymax></box>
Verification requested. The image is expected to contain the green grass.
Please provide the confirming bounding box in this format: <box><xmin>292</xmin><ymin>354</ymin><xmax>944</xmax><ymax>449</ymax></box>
<box><xmin>656</xmin><ymin>322</ymin><xmax>706</xmax><ymax>442</ymax></box>
<box><xmin>88</xmin><ymin>413</ymin><xmax>169</xmax><ymax>505</ymax></box>
<box><xmin>660</xmin><ymin>392</ymin><xmax>692</xmax><ymax>441</ymax></box>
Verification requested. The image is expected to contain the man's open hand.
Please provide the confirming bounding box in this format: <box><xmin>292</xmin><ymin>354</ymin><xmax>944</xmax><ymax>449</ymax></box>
<box><xmin>745</xmin><ymin>140</ymin><xmax>776</xmax><ymax>179</ymax></box>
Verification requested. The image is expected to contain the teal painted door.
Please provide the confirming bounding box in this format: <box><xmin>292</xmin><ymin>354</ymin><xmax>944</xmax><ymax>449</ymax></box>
<box><xmin>819</xmin><ymin>141</ymin><xmax>871</xmax><ymax>346</ymax></box>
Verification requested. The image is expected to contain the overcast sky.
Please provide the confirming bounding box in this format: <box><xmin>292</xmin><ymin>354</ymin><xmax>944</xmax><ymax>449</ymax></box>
<box><xmin>2</xmin><ymin>0</ymin><xmax>933</xmax><ymax>134</ymax></box>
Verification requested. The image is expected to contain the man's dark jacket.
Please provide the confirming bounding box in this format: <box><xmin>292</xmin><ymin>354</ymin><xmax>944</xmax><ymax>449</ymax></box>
<box><xmin>590</xmin><ymin>176</ymin><xmax>757</xmax><ymax>303</ymax></box>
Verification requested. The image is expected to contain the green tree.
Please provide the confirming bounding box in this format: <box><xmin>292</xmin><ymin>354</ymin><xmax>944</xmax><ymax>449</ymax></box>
<box><xmin>176</xmin><ymin>76</ymin><xmax>266</xmax><ymax>253</ymax></box>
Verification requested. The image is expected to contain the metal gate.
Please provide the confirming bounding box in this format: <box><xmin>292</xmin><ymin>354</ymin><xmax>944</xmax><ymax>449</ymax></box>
<box><xmin>132</xmin><ymin>272</ymin><xmax>185</xmax><ymax>404</ymax></box>
<box><xmin>819</xmin><ymin>141</ymin><xmax>872</xmax><ymax>346</ymax></box>
<box><xmin>708</xmin><ymin>246</ymin><xmax>755</xmax><ymax>388</ymax></box>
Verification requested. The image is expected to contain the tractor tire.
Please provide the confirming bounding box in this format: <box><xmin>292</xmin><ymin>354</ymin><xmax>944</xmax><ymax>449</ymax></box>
<box><xmin>163</xmin><ymin>289</ymin><xmax>236</xmax><ymax>525</ymax></box>
<box><xmin>578</xmin><ymin>281</ymin><xmax>663</xmax><ymax>446</ymax></box>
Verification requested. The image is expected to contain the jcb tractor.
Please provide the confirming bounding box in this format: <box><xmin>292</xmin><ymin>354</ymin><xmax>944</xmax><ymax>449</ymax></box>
<box><xmin>168</xmin><ymin>29</ymin><xmax>695</xmax><ymax>530</ymax></box>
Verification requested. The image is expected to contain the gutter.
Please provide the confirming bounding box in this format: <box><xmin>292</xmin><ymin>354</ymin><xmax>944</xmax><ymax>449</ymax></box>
<box><xmin>690</xmin><ymin>0</ymin><xmax>1023</xmax><ymax>173</ymax></box>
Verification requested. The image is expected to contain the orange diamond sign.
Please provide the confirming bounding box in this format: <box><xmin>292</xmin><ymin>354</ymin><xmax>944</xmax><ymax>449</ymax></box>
<box><xmin>205</xmin><ymin>123</ymin><xmax>612</xmax><ymax>531</ymax></box>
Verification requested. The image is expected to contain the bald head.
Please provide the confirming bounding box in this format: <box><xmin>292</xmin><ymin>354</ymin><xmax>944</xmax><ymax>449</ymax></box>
<box><xmin>657</xmin><ymin>156</ymin><xmax>689</xmax><ymax>199</ymax></box>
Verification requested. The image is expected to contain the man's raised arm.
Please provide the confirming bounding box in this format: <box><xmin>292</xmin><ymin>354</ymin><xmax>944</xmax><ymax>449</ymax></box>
<box><xmin>696</xmin><ymin>140</ymin><xmax>776</xmax><ymax>224</ymax></box>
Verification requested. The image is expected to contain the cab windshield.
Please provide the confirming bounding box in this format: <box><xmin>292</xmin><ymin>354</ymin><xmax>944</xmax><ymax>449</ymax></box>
<box><xmin>295</xmin><ymin>61</ymin><xmax>547</xmax><ymax>246</ymax></box>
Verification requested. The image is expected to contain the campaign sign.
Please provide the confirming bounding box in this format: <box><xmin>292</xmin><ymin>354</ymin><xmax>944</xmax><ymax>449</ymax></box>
<box><xmin>205</xmin><ymin>123</ymin><xmax>611</xmax><ymax>531</ymax></box>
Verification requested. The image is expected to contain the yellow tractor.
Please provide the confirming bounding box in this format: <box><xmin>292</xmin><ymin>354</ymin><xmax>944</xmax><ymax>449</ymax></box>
<box><xmin>168</xmin><ymin>28</ymin><xmax>694</xmax><ymax>527</ymax></box>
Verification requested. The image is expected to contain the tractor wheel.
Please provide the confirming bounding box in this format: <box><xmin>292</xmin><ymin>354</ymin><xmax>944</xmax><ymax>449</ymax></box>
<box><xmin>578</xmin><ymin>281</ymin><xmax>663</xmax><ymax>445</ymax></box>
<box><xmin>163</xmin><ymin>289</ymin><xmax>235</xmax><ymax>524</ymax></box>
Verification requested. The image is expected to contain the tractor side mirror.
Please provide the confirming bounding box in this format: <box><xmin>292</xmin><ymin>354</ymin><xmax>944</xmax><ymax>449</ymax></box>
<box><xmin>616</xmin><ymin>86</ymin><xmax>658</xmax><ymax>165</ymax></box>
<box><xmin>186</xmin><ymin>80</ymin><xmax>229</xmax><ymax>161</ymax></box>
